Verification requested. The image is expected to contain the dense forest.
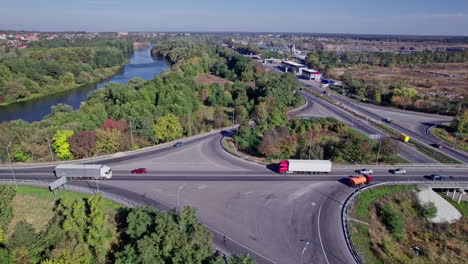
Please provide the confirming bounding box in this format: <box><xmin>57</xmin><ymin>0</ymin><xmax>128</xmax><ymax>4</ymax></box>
<box><xmin>0</xmin><ymin>185</ymin><xmax>254</xmax><ymax>264</ymax></box>
<box><xmin>0</xmin><ymin>39</ymin><xmax>299</xmax><ymax>163</ymax></box>
<box><xmin>305</xmin><ymin>49</ymin><xmax>468</xmax><ymax>71</ymax></box>
<box><xmin>0</xmin><ymin>39</ymin><xmax>133</xmax><ymax>104</ymax></box>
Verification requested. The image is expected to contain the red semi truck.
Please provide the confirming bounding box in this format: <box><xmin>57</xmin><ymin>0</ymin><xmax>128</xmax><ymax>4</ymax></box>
<box><xmin>348</xmin><ymin>174</ymin><xmax>373</xmax><ymax>187</ymax></box>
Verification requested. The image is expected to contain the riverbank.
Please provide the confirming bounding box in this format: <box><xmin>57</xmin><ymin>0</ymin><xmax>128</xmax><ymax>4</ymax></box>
<box><xmin>0</xmin><ymin>63</ymin><xmax>127</xmax><ymax>107</ymax></box>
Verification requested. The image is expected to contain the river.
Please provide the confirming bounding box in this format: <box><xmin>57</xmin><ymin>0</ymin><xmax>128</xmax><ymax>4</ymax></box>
<box><xmin>0</xmin><ymin>45</ymin><xmax>169</xmax><ymax>123</ymax></box>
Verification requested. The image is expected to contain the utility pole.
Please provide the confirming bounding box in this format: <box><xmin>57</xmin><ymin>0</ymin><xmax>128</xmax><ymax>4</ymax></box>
<box><xmin>45</xmin><ymin>130</ymin><xmax>54</xmax><ymax>161</ymax></box>
<box><xmin>129</xmin><ymin>119</ymin><xmax>134</xmax><ymax>150</ymax></box>
<box><xmin>6</xmin><ymin>142</ymin><xmax>18</xmax><ymax>189</ymax></box>
<box><xmin>308</xmin><ymin>130</ymin><xmax>313</xmax><ymax>159</ymax></box>
<box><xmin>232</xmin><ymin>108</ymin><xmax>236</xmax><ymax>125</ymax></box>
<box><xmin>454</xmin><ymin>101</ymin><xmax>463</xmax><ymax>146</ymax></box>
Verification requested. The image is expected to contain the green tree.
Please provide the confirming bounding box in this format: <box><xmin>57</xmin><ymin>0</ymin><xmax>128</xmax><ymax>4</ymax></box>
<box><xmin>152</xmin><ymin>114</ymin><xmax>183</xmax><ymax>143</ymax></box>
<box><xmin>450</xmin><ymin>110</ymin><xmax>468</xmax><ymax>134</ymax></box>
<box><xmin>0</xmin><ymin>185</ymin><xmax>17</xmax><ymax>229</ymax></box>
<box><xmin>392</xmin><ymin>86</ymin><xmax>417</xmax><ymax>110</ymax></box>
<box><xmin>59</xmin><ymin>72</ymin><xmax>76</xmax><ymax>87</ymax></box>
<box><xmin>228</xmin><ymin>254</ymin><xmax>256</xmax><ymax>264</ymax></box>
<box><xmin>52</xmin><ymin>130</ymin><xmax>74</xmax><ymax>160</ymax></box>
<box><xmin>86</xmin><ymin>194</ymin><xmax>110</xmax><ymax>262</ymax></box>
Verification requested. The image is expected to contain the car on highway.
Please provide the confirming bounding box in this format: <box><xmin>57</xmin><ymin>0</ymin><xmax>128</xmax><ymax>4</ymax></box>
<box><xmin>173</xmin><ymin>141</ymin><xmax>185</xmax><ymax>147</ymax></box>
<box><xmin>391</xmin><ymin>168</ymin><xmax>406</xmax><ymax>174</ymax></box>
<box><xmin>131</xmin><ymin>168</ymin><xmax>148</xmax><ymax>174</ymax></box>
<box><xmin>429</xmin><ymin>175</ymin><xmax>445</xmax><ymax>181</ymax></box>
<box><xmin>383</xmin><ymin>117</ymin><xmax>393</xmax><ymax>123</ymax></box>
<box><xmin>356</xmin><ymin>168</ymin><xmax>373</xmax><ymax>174</ymax></box>
<box><xmin>431</xmin><ymin>143</ymin><xmax>443</xmax><ymax>149</ymax></box>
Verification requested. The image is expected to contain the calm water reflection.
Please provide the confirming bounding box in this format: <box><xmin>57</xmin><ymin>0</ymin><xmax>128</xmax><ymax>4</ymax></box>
<box><xmin>0</xmin><ymin>45</ymin><xmax>169</xmax><ymax>123</ymax></box>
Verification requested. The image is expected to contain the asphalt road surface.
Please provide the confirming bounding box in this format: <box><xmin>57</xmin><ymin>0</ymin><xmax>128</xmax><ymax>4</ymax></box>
<box><xmin>1</xmin><ymin>132</ymin><xmax>467</xmax><ymax>264</ymax></box>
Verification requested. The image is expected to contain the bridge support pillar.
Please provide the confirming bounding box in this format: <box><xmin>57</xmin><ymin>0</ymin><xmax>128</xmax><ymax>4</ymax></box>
<box><xmin>452</xmin><ymin>189</ymin><xmax>457</xmax><ymax>199</ymax></box>
<box><xmin>446</xmin><ymin>189</ymin><xmax>449</xmax><ymax>196</ymax></box>
<box><xmin>457</xmin><ymin>190</ymin><xmax>465</xmax><ymax>204</ymax></box>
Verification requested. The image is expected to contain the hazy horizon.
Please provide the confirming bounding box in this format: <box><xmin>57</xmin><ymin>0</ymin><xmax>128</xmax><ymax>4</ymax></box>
<box><xmin>1</xmin><ymin>0</ymin><xmax>468</xmax><ymax>35</ymax></box>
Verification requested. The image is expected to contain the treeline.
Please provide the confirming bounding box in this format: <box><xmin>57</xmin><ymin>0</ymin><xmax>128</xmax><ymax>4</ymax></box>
<box><xmin>0</xmin><ymin>40</ymin><xmax>300</xmax><ymax>163</ymax></box>
<box><xmin>0</xmin><ymin>185</ymin><xmax>255</xmax><ymax>264</ymax></box>
<box><xmin>0</xmin><ymin>39</ymin><xmax>132</xmax><ymax>104</ymax></box>
<box><xmin>236</xmin><ymin>117</ymin><xmax>401</xmax><ymax>164</ymax></box>
<box><xmin>336</xmin><ymin>74</ymin><xmax>467</xmax><ymax>115</ymax></box>
<box><xmin>305</xmin><ymin>49</ymin><xmax>468</xmax><ymax>71</ymax></box>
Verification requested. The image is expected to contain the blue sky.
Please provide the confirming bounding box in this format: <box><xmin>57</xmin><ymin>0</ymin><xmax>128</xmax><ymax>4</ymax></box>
<box><xmin>1</xmin><ymin>0</ymin><xmax>467</xmax><ymax>35</ymax></box>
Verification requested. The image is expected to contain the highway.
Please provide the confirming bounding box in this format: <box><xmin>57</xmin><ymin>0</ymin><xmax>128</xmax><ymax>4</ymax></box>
<box><xmin>262</xmin><ymin>62</ymin><xmax>467</xmax><ymax>164</ymax></box>
<box><xmin>1</xmin><ymin>131</ymin><xmax>467</xmax><ymax>264</ymax></box>
<box><xmin>0</xmin><ymin>61</ymin><xmax>465</xmax><ymax>264</ymax></box>
<box><xmin>295</xmin><ymin>91</ymin><xmax>436</xmax><ymax>163</ymax></box>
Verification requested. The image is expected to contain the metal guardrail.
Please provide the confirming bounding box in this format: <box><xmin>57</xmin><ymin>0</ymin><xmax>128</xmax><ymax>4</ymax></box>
<box><xmin>0</xmin><ymin>179</ymin><xmax>138</xmax><ymax>207</ymax></box>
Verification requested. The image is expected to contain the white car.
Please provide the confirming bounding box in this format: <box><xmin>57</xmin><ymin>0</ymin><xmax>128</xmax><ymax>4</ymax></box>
<box><xmin>392</xmin><ymin>168</ymin><xmax>406</xmax><ymax>174</ymax></box>
<box><xmin>357</xmin><ymin>168</ymin><xmax>373</xmax><ymax>174</ymax></box>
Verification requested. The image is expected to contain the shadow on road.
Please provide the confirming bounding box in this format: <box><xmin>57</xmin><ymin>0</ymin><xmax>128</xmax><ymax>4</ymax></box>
<box><xmin>266</xmin><ymin>163</ymin><xmax>279</xmax><ymax>173</ymax></box>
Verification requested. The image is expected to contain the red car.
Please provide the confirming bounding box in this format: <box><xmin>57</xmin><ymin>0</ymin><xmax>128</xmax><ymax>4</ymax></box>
<box><xmin>131</xmin><ymin>168</ymin><xmax>148</xmax><ymax>174</ymax></box>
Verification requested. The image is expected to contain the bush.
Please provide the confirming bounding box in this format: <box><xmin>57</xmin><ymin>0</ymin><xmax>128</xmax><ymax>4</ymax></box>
<box><xmin>421</xmin><ymin>202</ymin><xmax>438</xmax><ymax>219</ymax></box>
<box><xmin>380</xmin><ymin>204</ymin><xmax>405</xmax><ymax>240</ymax></box>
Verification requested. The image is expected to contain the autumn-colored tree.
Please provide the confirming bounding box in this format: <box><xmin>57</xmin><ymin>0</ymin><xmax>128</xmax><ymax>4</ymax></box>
<box><xmin>52</xmin><ymin>130</ymin><xmax>74</xmax><ymax>160</ymax></box>
<box><xmin>101</xmin><ymin>119</ymin><xmax>128</xmax><ymax>132</ymax></box>
<box><xmin>258</xmin><ymin>134</ymin><xmax>280</xmax><ymax>158</ymax></box>
<box><xmin>68</xmin><ymin>131</ymin><xmax>97</xmax><ymax>158</ymax></box>
<box><xmin>152</xmin><ymin>114</ymin><xmax>183</xmax><ymax>143</ymax></box>
<box><xmin>392</xmin><ymin>86</ymin><xmax>417</xmax><ymax>110</ymax></box>
<box><xmin>94</xmin><ymin>129</ymin><xmax>121</xmax><ymax>154</ymax></box>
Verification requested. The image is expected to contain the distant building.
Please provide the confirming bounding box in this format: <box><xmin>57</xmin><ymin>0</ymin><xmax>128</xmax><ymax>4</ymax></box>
<box><xmin>302</xmin><ymin>69</ymin><xmax>322</xmax><ymax>81</ymax></box>
<box><xmin>117</xmin><ymin>32</ymin><xmax>128</xmax><ymax>36</ymax></box>
<box><xmin>0</xmin><ymin>34</ymin><xmax>6</xmax><ymax>40</ymax></box>
<box><xmin>282</xmin><ymin>60</ymin><xmax>307</xmax><ymax>75</ymax></box>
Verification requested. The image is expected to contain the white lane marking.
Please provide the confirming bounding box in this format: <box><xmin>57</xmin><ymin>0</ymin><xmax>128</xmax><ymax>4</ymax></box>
<box><xmin>318</xmin><ymin>199</ymin><xmax>331</xmax><ymax>264</ymax></box>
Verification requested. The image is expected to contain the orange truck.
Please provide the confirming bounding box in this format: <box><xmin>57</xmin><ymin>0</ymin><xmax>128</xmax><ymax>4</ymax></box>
<box><xmin>348</xmin><ymin>174</ymin><xmax>373</xmax><ymax>187</ymax></box>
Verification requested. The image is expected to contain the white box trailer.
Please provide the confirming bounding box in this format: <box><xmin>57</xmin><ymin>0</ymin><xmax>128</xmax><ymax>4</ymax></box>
<box><xmin>279</xmin><ymin>160</ymin><xmax>331</xmax><ymax>174</ymax></box>
<box><xmin>54</xmin><ymin>164</ymin><xmax>112</xmax><ymax>179</ymax></box>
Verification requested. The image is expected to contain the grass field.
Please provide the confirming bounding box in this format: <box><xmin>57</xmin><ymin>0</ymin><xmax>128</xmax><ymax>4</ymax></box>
<box><xmin>349</xmin><ymin>185</ymin><xmax>467</xmax><ymax>264</ymax></box>
<box><xmin>6</xmin><ymin>185</ymin><xmax>121</xmax><ymax>239</ymax></box>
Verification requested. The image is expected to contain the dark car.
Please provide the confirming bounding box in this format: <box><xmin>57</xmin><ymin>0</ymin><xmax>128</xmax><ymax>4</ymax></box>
<box><xmin>383</xmin><ymin>118</ymin><xmax>393</xmax><ymax>123</ymax></box>
<box><xmin>431</xmin><ymin>143</ymin><xmax>443</xmax><ymax>149</ymax></box>
<box><xmin>429</xmin><ymin>174</ymin><xmax>445</xmax><ymax>181</ymax></box>
<box><xmin>173</xmin><ymin>141</ymin><xmax>185</xmax><ymax>147</ymax></box>
<box><xmin>131</xmin><ymin>168</ymin><xmax>148</xmax><ymax>174</ymax></box>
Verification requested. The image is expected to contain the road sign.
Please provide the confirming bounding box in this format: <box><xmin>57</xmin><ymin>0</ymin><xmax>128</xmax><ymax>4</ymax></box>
<box><xmin>49</xmin><ymin>177</ymin><xmax>66</xmax><ymax>191</ymax></box>
<box><xmin>368</xmin><ymin>134</ymin><xmax>381</xmax><ymax>140</ymax></box>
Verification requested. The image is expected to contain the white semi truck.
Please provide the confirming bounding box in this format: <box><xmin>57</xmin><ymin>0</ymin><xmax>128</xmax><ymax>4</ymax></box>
<box><xmin>54</xmin><ymin>164</ymin><xmax>112</xmax><ymax>179</ymax></box>
<box><xmin>278</xmin><ymin>159</ymin><xmax>332</xmax><ymax>174</ymax></box>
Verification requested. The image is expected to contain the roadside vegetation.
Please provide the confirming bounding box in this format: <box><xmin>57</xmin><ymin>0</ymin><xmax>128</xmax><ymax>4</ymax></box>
<box><xmin>349</xmin><ymin>185</ymin><xmax>467</xmax><ymax>264</ymax></box>
<box><xmin>0</xmin><ymin>39</ymin><xmax>133</xmax><ymax>105</ymax></box>
<box><xmin>305</xmin><ymin>50</ymin><xmax>467</xmax><ymax>115</ymax></box>
<box><xmin>0</xmin><ymin>184</ymin><xmax>255</xmax><ymax>264</ymax></box>
<box><xmin>431</xmin><ymin>110</ymin><xmax>468</xmax><ymax>152</ymax></box>
<box><xmin>235</xmin><ymin>117</ymin><xmax>402</xmax><ymax>164</ymax></box>
<box><xmin>0</xmin><ymin>38</ymin><xmax>282</xmax><ymax>162</ymax></box>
